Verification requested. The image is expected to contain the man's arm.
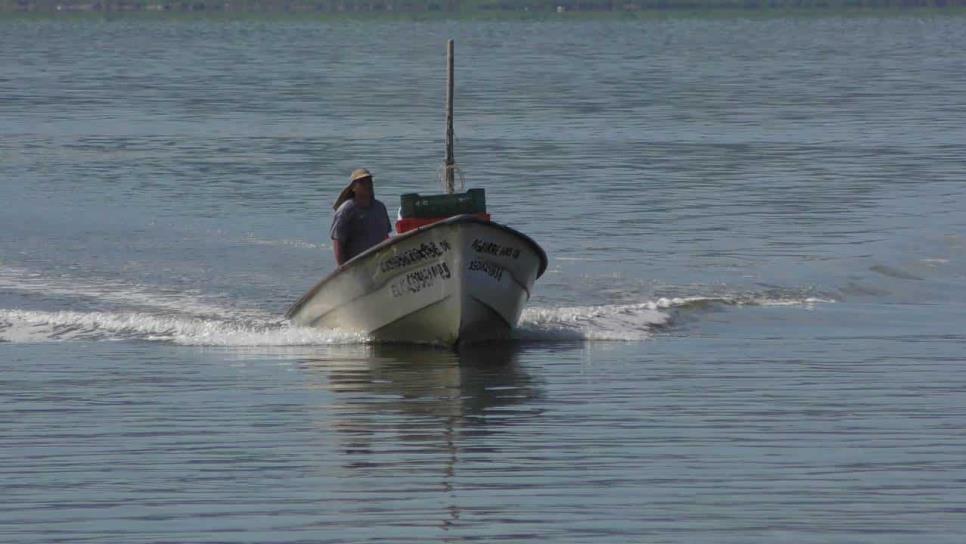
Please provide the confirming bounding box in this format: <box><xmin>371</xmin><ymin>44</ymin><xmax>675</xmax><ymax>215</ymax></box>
<box><xmin>330</xmin><ymin>204</ymin><xmax>350</xmax><ymax>267</ymax></box>
<box><xmin>383</xmin><ymin>203</ymin><xmax>392</xmax><ymax>240</ymax></box>
<box><xmin>333</xmin><ymin>240</ymin><xmax>347</xmax><ymax>266</ymax></box>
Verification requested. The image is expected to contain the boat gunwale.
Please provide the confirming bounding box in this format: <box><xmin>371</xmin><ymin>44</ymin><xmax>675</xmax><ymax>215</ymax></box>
<box><xmin>285</xmin><ymin>214</ymin><xmax>548</xmax><ymax>319</ymax></box>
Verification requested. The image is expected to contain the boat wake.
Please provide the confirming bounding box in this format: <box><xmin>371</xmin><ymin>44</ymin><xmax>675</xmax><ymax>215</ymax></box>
<box><xmin>0</xmin><ymin>295</ymin><xmax>832</xmax><ymax>346</ymax></box>
<box><xmin>516</xmin><ymin>294</ymin><xmax>832</xmax><ymax>341</ymax></box>
<box><xmin>0</xmin><ymin>265</ymin><xmax>263</xmax><ymax>319</ymax></box>
<box><xmin>517</xmin><ymin>301</ymin><xmax>673</xmax><ymax>341</ymax></box>
<box><xmin>0</xmin><ymin>309</ymin><xmax>368</xmax><ymax>346</ymax></box>
<box><xmin>0</xmin><ymin>264</ymin><xmax>832</xmax><ymax>346</ymax></box>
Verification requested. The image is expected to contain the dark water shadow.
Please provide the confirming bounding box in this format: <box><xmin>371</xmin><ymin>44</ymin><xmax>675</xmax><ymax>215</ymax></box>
<box><xmin>301</xmin><ymin>342</ymin><xmax>542</xmax><ymax>462</ymax></box>
<box><xmin>297</xmin><ymin>342</ymin><xmax>543</xmax><ymax>458</ymax></box>
<box><xmin>300</xmin><ymin>342</ymin><xmax>541</xmax><ymax>423</ymax></box>
<box><xmin>296</xmin><ymin>343</ymin><xmax>544</xmax><ymax>527</ymax></box>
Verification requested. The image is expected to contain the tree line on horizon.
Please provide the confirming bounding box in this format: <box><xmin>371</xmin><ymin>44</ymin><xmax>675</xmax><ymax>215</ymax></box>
<box><xmin>3</xmin><ymin>0</ymin><xmax>963</xmax><ymax>13</ymax></box>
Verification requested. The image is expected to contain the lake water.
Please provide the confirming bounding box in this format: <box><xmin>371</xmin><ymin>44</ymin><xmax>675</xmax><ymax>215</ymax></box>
<box><xmin>2</xmin><ymin>13</ymin><xmax>966</xmax><ymax>543</ymax></box>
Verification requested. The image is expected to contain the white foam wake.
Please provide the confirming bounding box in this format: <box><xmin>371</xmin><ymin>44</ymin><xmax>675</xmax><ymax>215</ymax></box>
<box><xmin>244</xmin><ymin>235</ymin><xmax>328</xmax><ymax>250</ymax></box>
<box><xmin>517</xmin><ymin>300</ymin><xmax>676</xmax><ymax>341</ymax></box>
<box><xmin>516</xmin><ymin>294</ymin><xmax>834</xmax><ymax>341</ymax></box>
<box><xmin>0</xmin><ymin>309</ymin><xmax>365</xmax><ymax>346</ymax></box>
<box><xmin>0</xmin><ymin>266</ymin><xmax>266</xmax><ymax>319</ymax></box>
<box><xmin>0</xmin><ymin>284</ymin><xmax>834</xmax><ymax>346</ymax></box>
<box><xmin>0</xmin><ymin>305</ymin><xmax>670</xmax><ymax>345</ymax></box>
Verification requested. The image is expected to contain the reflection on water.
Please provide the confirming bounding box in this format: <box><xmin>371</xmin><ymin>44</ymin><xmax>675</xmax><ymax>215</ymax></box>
<box><xmin>300</xmin><ymin>344</ymin><xmax>539</xmax><ymax>444</ymax></box>
<box><xmin>302</xmin><ymin>343</ymin><xmax>540</xmax><ymax>433</ymax></box>
<box><xmin>298</xmin><ymin>344</ymin><xmax>541</xmax><ymax>530</ymax></box>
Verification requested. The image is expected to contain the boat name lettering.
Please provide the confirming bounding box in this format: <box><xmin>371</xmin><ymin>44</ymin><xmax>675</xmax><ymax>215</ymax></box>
<box><xmin>468</xmin><ymin>260</ymin><xmax>504</xmax><ymax>282</ymax></box>
<box><xmin>471</xmin><ymin>239</ymin><xmax>520</xmax><ymax>259</ymax></box>
<box><xmin>391</xmin><ymin>262</ymin><xmax>452</xmax><ymax>297</ymax></box>
<box><xmin>380</xmin><ymin>241</ymin><xmax>451</xmax><ymax>273</ymax></box>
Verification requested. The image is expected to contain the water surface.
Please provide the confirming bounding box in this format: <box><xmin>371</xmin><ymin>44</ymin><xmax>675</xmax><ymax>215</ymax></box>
<box><xmin>2</xmin><ymin>14</ymin><xmax>965</xmax><ymax>543</ymax></box>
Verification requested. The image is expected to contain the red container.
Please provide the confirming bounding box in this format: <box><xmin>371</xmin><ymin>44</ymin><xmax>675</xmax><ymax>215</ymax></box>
<box><xmin>396</xmin><ymin>213</ymin><xmax>490</xmax><ymax>234</ymax></box>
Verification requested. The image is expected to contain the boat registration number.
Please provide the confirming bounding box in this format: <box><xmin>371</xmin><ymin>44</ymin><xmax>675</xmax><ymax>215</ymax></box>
<box><xmin>390</xmin><ymin>262</ymin><xmax>452</xmax><ymax>298</ymax></box>
<box><xmin>468</xmin><ymin>259</ymin><xmax>504</xmax><ymax>282</ymax></box>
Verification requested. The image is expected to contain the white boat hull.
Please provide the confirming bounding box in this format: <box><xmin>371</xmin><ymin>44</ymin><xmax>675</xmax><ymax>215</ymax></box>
<box><xmin>286</xmin><ymin>216</ymin><xmax>547</xmax><ymax>346</ymax></box>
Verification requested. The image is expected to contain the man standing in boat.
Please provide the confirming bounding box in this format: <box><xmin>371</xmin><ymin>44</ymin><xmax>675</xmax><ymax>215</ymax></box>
<box><xmin>330</xmin><ymin>168</ymin><xmax>392</xmax><ymax>267</ymax></box>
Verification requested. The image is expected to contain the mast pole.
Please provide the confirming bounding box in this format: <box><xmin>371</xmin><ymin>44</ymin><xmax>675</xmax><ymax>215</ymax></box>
<box><xmin>444</xmin><ymin>39</ymin><xmax>456</xmax><ymax>194</ymax></box>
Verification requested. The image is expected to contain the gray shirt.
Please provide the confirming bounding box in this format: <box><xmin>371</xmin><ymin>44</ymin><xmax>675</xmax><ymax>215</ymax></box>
<box><xmin>329</xmin><ymin>199</ymin><xmax>392</xmax><ymax>261</ymax></box>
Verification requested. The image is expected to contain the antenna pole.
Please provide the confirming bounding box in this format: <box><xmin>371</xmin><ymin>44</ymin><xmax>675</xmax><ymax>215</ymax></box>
<box><xmin>444</xmin><ymin>39</ymin><xmax>456</xmax><ymax>194</ymax></box>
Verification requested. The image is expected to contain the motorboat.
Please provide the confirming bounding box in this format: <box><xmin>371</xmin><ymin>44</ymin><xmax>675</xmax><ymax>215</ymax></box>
<box><xmin>286</xmin><ymin>214</ymin><xmax>546</xmax><ymax>346</ymax></box>
<box><xmin>286</xmin><ymin>41</ymin><xmax>548</xmax><ymax>347</ymax></box>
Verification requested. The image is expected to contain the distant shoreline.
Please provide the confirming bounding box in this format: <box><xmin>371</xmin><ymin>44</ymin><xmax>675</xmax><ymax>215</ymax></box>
<box><xmin>3</xmin><ymin>0</ymin><xmax>965</xmax><ymax>18</ymax></box>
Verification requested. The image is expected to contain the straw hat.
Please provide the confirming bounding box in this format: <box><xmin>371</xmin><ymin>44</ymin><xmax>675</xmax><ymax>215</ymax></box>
<box><xmin>333</xmin><ymin>168</ymin><xmax>373</xmax><ymax>210</ymax></box>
